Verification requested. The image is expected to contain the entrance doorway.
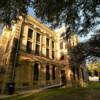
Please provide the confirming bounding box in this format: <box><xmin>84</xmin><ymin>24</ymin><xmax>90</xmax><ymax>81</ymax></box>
<box><xmin>61</xmin><ymin>70</ymin><xmax>66</xmax><ymax>86</ymax></box>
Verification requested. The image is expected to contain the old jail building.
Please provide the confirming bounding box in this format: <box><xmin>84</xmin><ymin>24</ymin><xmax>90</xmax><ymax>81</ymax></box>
<box><xmin>0</xmin><ymin>16</ymin><xmax>87</xmax><ymax>93</ymax></box>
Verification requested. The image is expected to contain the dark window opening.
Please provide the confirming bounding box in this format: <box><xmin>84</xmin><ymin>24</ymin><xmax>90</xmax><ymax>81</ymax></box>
<box><xmin>46</xmin><ymin>48</ymin><xmax>49</xmax><ymax>58</ymax></box>
<box><xmin>28</xmin><ymin>29</ymin><xmax>33</xmax><ymax>38</ymax></box>
<box><xmin>26</xmin><ymin>41</ymin><xmax>32</xmax><ymax>53</ymax></box>
<box><xmin>34</xmin><ymin>63</ymin><xmax>39</xmax><ymax>80</ymax></box>
<box><xmin>52</xmin><ymin>66</ymin><xmax>56</xmax><ymax>80</ymax></box>
<box><xmin>36</xmin><ymin>33</ymin><xmax>40</xmax><ymax>42</ymax></box>
<box><xmin>46</xmin><ymin>38</ymin><xmax>49</xmax><ymax>47</ymax></box>
<box><xmin>52</xmin><ymin>51</ymin><xmax>54</xmax><ymax>59</ymax></box>
<box><xmin>35</xmin><ymin>44</ymin><xmax>40</xmax><ymax>55</ymax></box>
<box><xmin>46</xmin><ymin>65</ymin><xmax>50</xmax><ymax>80</ymax></box>
<box><xmin>52</xmin><ymin>41</ymin><xmax>54</xmax><ymax>49</ymax></box>
<box><xmin>60</xmin><ymin>53</ymin><xmax>64</xmax><ymax>60</ymax></box>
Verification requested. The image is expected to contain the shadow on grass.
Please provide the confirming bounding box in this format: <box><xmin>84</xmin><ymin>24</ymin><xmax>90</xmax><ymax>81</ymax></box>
<box><xmin>1</xmin><ymin>82</ymin><xmax>100</xmax><ymax>100</ymax></box>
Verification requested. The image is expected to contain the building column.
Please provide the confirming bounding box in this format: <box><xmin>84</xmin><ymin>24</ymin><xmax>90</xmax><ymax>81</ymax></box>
<box><xmin>21</xmin><ymin>25</ymin><xmax>28</xmax><ymax>51</ymax></box>
<box><xmin>49</xmin><ymin>65</ymin><xmax>53</xmax><ymax>84</ymax></box>
<box><xmin>41</xmin><ymin>34</ymin><xmax>46</xmax><ymax>57</ymax></box>
<box><xmin>55</xmin><ymin>66</ymin><xmax>61</xmax><ymax>84</ymax></box>
<box><xmin>39</xmin><ymin>63</ymin><xmax>46</xmax><ymax>87</ymax></box>
<box><xmin>49</xmin><ymin>38</ymin><xmax>52</xmax><ymax>59</ymax></box>
<box><xmin>33</xmin><ymin>31</ymin><xmax>36</xmax><ymax>54</ymax></box>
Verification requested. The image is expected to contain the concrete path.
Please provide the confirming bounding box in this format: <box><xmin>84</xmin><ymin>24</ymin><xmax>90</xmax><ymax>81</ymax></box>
<box><xmin>0</xmin><ymin>84</ymin><xmax>61</xmax><ymax>99</ymax></box>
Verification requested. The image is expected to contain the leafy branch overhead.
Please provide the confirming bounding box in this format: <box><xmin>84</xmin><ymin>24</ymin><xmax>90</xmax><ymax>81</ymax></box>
<box><xmin>0</xmin><ymin>0</ymin><xmax>100</xmax><ymax>35</ymax></box>
<box><xmin>0</xmin><ymin>0</ymin><xmax>32</xmax><ymax>25</ymax></box>
<box><xmin>33</xmin><ymin>0</ymin><xmax>100</xmax><ymax>35</ymax></box>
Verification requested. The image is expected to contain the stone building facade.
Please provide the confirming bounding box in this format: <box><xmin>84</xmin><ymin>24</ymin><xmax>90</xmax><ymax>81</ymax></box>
<box><xmin>0</xmin><ymin>16</ymin><xmax>88</xmax><ymax>93</ymax></box>
<box><xmin>56</xmin><ymin>26</ymin><xmax>88</xmax><ymax>87</ymax></box>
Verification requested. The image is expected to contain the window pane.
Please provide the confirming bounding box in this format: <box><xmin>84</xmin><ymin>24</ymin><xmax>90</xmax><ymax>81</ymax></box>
<box><xmin>28</xmin><ymin>29</ymin><xmax>33</xmax><ymax>38</ymax></box>
<box><xmin>46</xmin><ymin>38</ymin><xmax>49</xmax><ymax>47</ymax></box>
<box><xmin>35</xmin><ymin>44</ymin><xmax>40</xmax><ymax>55</ymax></box>
<box><xmin>34</xmin><ymin>63</ymin><xmax>39</xmax><ymax>80</ymax></box>
<box><xmin>46</xmin><ymin>65</ymin><xmax>50</xmax><ymax>80</ymax></box>
<box><xmin>36</xmin><ymin>33</ymin><xmax>40</xmax><ymax>42</ymax></box>
<box><xmin>46</xmin><ymin>48</ymin><xmax>49</xmax><ymax>58</ymax></box>
<box><xmin>52</xmin><ymin>66</ymin><xmax>55</xmax><ymax>80</ymax></box>
<box><xmin>52</xmin><ymin>41</ymin><xmax>54</xmax><ymax>49</ymax></box>
<box><xmin>26</xmin><ymin>41</ymin><xmax>32</xmax><ymax>53</ymax></box>
<box><xmin>52</xmin><ymin>51</ymin><xmax>54</xmax><ymax>59</ymax></box>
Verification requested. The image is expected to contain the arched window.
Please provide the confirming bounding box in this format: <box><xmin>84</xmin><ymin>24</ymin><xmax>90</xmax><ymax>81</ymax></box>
<box><xmin>52</xmin><ymin>66</ymin><xmax>55</xmax><ymax>80</ymax></box>
<box><xmin>46</xmin><ymin>65</ymin><xmax>50</xmax><ymax>80</ymax></box>
<box><xmin>34</xmin><ymin>63</ymin><xmax>39</xmax><ymax>80</ymax></box>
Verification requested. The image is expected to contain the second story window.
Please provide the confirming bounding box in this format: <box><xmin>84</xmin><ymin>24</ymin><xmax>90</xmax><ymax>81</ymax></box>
<box><xmin>52</xmin><ymin>51</ymin><xmax>54</xmax><ymax>59</ymax></box>
<box><xmin>46</xmin><ymin>38</ymin><xmax>49</xmax><ymax>47</ymax></box>
<box><xmin>60</xmin><ymin>52</ymin><xmax>64</xmax><ymax>60</ymax></box>
<box><xmin>35</xmin><ymin>44</ymin><xmax>40</xmax><ymax>56</ymax></box>
<box><xmin>52</xmin><ymin>41</ymin><xmax>54</xmax><ymax>49</ymax></box>
<box><xmin>46</xmin><ymin>38</ymin><xmax>49</xmax><ymax>58</ymax></box>
<box><xmin>35</xmin><ymin>33</ymin><xmax>40</xmax><ymax>56</ymax></box>
<box><xmin>28</xmin><ymin>29</ymin><xmax>33</xmax><ymax>39</ymax></box>
<box><xmin>52</xmin><ymin>41</ymin><xmax>55</xmax><ymax>59</ymax></box>
<box><xmin>36</xmin><ymin>33</ymin><xmax>40</xmax><ymax>43</ymax></box>
<box><xmin>46</xmin><ymin>48</ymin><xmax>49</xmax><ymax>58</ymax></box>
<box><xmin>26</xmin><ymin>41</ymin><xmax>32</xmax><ymax>53</ymax></box>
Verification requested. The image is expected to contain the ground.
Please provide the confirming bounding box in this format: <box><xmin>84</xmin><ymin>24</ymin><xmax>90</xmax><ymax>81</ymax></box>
<box><xmin>1</xmin><ymin>82</ymin><xmax>100</xmax><ymax>100</ymax></box>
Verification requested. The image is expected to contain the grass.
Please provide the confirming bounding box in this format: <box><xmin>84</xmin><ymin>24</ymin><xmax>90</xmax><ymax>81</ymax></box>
<box><xmin>1</xmin><ymin>82</ymin><xmax>100</xmax><ymax>100</ymax></box>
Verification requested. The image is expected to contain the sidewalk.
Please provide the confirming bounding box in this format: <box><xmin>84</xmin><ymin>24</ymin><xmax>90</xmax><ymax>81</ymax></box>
<box><xmin>0</xmin><ymin>84</ymin><xmax>61</xmax><ymax>99</ymax></box>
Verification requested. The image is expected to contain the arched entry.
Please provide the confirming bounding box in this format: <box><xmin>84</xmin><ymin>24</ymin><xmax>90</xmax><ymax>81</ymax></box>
<box><xmin>33</xmin><ymin>63</ymin><xmax>39</xmax><ymax>80</ymax></box>
<box><xmin>61</xmin><ymin>70</ymin><xmax>66</xmax><ymax>86</ymax></box>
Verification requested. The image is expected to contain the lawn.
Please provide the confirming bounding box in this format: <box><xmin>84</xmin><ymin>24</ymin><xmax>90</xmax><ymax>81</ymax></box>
<box><xmin>1</xmin><ymin>82</ymin><xmax>100</xmax><ymax>100</ymax></box>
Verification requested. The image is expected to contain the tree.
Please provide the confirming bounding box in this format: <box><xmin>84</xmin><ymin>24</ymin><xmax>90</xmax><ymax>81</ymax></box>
<box><xmin>0</xmin><ymin>0</ymin><xmax>100</xmax><ymax>36</ymax></box>
<box><xmin>33</xmin><ymin>0</ymin><xmax>100</xmax><ymax>35</ymax></box>
<box><xmin>0</xmin><ymin>0</ymin><xmax>32</xmax><ymax>25</ymax></box>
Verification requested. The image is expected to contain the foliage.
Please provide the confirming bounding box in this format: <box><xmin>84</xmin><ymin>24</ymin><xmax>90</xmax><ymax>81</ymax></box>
<box><xmin>0</xmin><ymin>0</ymin><xmax>100</xmax><ymax>35</ymax></box>
<box><xmin>33</xmin><ymin>0</ymin><xmax>100</xmax><ymax>35</ymax></box>
<box><xmin>0</xmin><ymin>0</ymin><xmax>32</xmax><ymax>25</ymax></box>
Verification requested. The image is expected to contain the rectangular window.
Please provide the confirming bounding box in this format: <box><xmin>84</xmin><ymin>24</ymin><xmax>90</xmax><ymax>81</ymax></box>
<box><xmin>52</xmin><ymin>41</ymin><xmax>54</xmax><ymax>49</ymax></box>
<box><xmin>28</xmin><ymin>29</ymin><xmax>33</xmax><ymax>38</ymax></box>
<box><xmin>46</xmin><ymin>65</ymin><xmax>50</xmax><ymax>80</ymax></box>
<box><xmin>35</xmin><ymin>44</ymin><xmax>40</xmax><ymax>55</ymax></box>
<box><xmin>36</xmin><ymin>33</ymin><xmax>40</xmax><ymax>43</ymax></box>
<box><xmin>60</xmin><ymin>52</ymin><xmax>64</xmax><ymax>60</ymax></box>
<box><xmin>26</xmin><ymin>41</ymin><xmax>32</xmax><ymax>53</ymax></box>
<box><xmin>52</xmin><ymin>66</ymin><xmax>56</xmax><ymax>80</ymax></box>
<box><xmin>46</xmin><ymin>38</ymin><xmax>49</xmax><ymax>47</ymax></box>
<box><xmin>46</xmin><ymin>48</ymin><xmax>49</xmax><ymax>58</ymax></box>
<box><xmin>52</xmin><ymin>51</ymin><xmax>54</xmax><ymax>59</ymax></box>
